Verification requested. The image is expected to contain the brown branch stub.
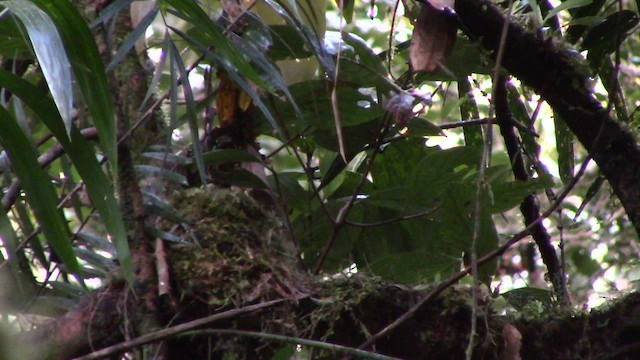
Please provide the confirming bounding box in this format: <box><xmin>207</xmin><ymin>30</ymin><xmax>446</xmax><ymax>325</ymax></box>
<box><xmin>455</xmin><ymin>0</ymin><xmax>640</xmax><ymax>236</ymax></box>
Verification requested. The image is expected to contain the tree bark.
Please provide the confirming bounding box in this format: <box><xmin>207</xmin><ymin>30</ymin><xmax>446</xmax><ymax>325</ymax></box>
<box><xmin>454</xmin><ymin>0</ymin><xmax>640</xmax><ymax>236</ymax></box>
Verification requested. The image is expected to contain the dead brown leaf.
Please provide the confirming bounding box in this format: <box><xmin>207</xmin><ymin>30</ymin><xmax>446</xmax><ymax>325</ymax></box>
<box><xmin>409</xmin><ymin>2</ymin><xmax>457</xmax><ymax>73</ymax></box>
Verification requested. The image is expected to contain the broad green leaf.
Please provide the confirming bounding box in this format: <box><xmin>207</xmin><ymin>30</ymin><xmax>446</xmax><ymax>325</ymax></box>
<box><xmin>367</xmin><ymin>251</ymin><xmax>458</xmax><ymax>284</ymax></box>
<box><xmin>268</xmin><ymin>25</ymin><xmax>313</xmax><ymax>60</ymax></box>
<box><xmin>267</xmin><ymin>172</ymin><xmax>311</xmax><ymax>211</ymax></box>
<box><xmin>488</xmin><ymin>174</ymin><xmax>554</xmax><ymax>213</ymax></box>
<box><xmin>502</xmin><ymin>287</ymin><xmax>553</xmax><ymax>311</ymax></box>
<box><xmin>0</xmin><ymin>70</ymin><xmax>133</xmax><ymax>286</ymax></box>
<box><xmin>0</xmin><ymin>106</ymin><xmax>78</xmax><ymax>272</ymax></box>
<box><xmin>264</xmin><ymin>0</ymin><xmax>334</xmax><ymax>75</ymax></box>
<box><xmin>409</xmin><ymin>146</ymin><xmax>482</xmax><ymax>204</ymax></box>
<box><xmin>4</xmin><ymin>0</ymin><xmax>73</xmax><ymax>136</ymax></box>
<box><xmin>30</xmin><ymin>0</ymin><xmax>117</xmax><ymax>175</ymax></box>
<box><xmin>295</xmin><ymin>199</ymin><xmax>362</xmax><ymax>272</ymax></box>
<box><xmin>372</xmin><ymin>138</ymin><xmax>437</xmax><ymax>188</ymax></box>
<box><xmin>342</xmin><ymin>32</ymin><xmax>387</xmax><ymax>77</ymax></box>
<box><xmin>406</xmin><ymin>117</ymin><xmax>445</xmax><ymax>138</ymax></box>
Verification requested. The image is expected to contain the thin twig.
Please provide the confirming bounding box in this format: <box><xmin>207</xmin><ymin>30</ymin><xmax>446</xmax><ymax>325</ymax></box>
<box><xmin>72</xmin><ymin>299</ymin><xmax>288</xmax><ymax>360</ymax></box>
<box><xmin>182</xmin><ymin>329</ymin><xmax>402</xmax><ymax>360</ymax></box>
<box><xmin>345</xmin><ymin>204</ymin><xmax>439</xmax><ymax>228</ymax></box>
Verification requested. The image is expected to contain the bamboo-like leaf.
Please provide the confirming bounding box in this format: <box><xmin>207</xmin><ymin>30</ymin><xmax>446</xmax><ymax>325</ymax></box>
<box><xmin>544</xmin><ymin>0</ymin><xmax>593</xmax><ymax>23</ymax></box>
<box><xmin>30</xmin><ymin>0</ymin><xmax>117</xmax><ymax>175</ymax></box>
<box><xmin>0</xmin><ymin>69</ymin><xmax>133</xmax><ymax>286</ymax></box>
<box><xmin>168</xmin><ymin>40</ymin><xmax>207</xmax><ymax>185</ymax></box>
<box><xmin>164</xmin><ymin>0</ymin><xmax>269</xmax><ymax>89</ymax></box>
<box><xmin>167</xmin><ymin>26</ymin><xmax>285</xmax><ymax>139</ymax></box>
<box><xmin>3</xmin><ymin>0</ymin><xmax>73</xmax><ymax>136</ymax></box>
<box><xmin>90</xmin><ymin>0</ymin><xmax>134</xmax><ymax>28</ymax></box>
<box><xmin>135</xmin><ymin>165</ymin><xmax>188</xmax><ymax>186</ymax></box>
<box><xmin>106</xmin><ymin>4</ymin><xmax>158</xmax><ymax>72</ymax></box>
<box><xmin>0</xmin><ymin>106</ymin><xmax>78</xmax><ymax>272</ymax></box>
<box><xmin>140</xmin><ymin>32</ymin><xmax>171</xmax><ymax>111</ymax></box>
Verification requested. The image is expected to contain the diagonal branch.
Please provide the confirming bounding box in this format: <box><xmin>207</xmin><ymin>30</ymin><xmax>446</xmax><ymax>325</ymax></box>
<box><xmin>494</xmin><ymin>75</ymin><xmax>571</xmax><ymax>307</ymax></box>
<box><xmin>455</xmin><ymin>0</ymin><xmax>640</xmax><ymax>236</ymax></box>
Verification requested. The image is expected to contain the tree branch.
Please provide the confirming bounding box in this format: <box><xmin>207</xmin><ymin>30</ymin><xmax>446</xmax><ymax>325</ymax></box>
<box><xmin>455</xmin><ymin>0</ymin><xmax>640</xmax><ymax>235</ymax></box>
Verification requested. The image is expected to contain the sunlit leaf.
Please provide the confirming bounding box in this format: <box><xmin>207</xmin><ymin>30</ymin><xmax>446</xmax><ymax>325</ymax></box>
<box><xmin>3</xmin><ymin>0</ymin><xmax>73</xmax><ymax>136</ymax></box>
<box><xmin>31</xmin><ymin>0</ymin><xmax>117</xmax><ymax>175</ymax></box>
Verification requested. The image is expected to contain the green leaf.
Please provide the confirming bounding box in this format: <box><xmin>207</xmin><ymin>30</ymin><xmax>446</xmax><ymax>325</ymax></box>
<box><xmin>106</xmin><ymin>4</ymin><xmax>158</xmax><ymax>72</ymax></box>
<box><xmin>367</xmin><ymin>250</ymin><xmax>459</xmax><ymax>284</ymax></box>
<box><xmin>0</xmin><ymin>70</ymin><xmax>133</xmax><ymax>286</ymax></box>
<box><xmin>0</xmin><ymin>106</ymin><xmax>78</xmax><ymax>272</ymax></box>
<box><xmin>342</xmin><ymin>32</ymin><xmax>387</xmax><ymax>77</ymax></box>
<box><xmin>488</xmin><ymin>174</ymin><xmax>554</xmax><ymax>213</ymax></box>
<box><xmin>210</xmin><ymin>170</ymin><xmax>270</xmax><ymax>189</ymax></box>
<box><xmin>164</xmin><ymin>0</ymin><xmax>269</xmax><ymax>89</ymax></box>
<box><xmin>267</xmin><ymin>172</ymin><xmax>311</xmax><ymax>210</ymax></box>
<box><xmin>295</xmin><ymin>199</ymin><xmax>362</xmax><ymax>272</ymax></box>
<box><xmin>407</xmin><ymin>117</ymin><xmax>445</xmax><ymax>137</ymax></box>
<box><xmin>169</xmin><ymin>26</ymin><xmax>284</xmax><ymax>138</ymax></box>
<box><xmin>502</xmin><ymin>287</ymin><xmax>553</xmax><ymax>311</ymax></box>
<box><xmin>544</xmin><ymin>0</ymin><xmax>593</xmax><ymax>23</ymax></box>
<box><xmin>0</xmin><ymin>14</ymin><xmax>31</xmax><ymax>58</ymax></box>
<box><xmin>143</xmin><ymin>191</ymin><xmax>185</xmax><ymax>223</ymax></box>
<box><xmin>168</xmin><ymin>39</ymin><xmax>207</xmax><ymax>185</ymax></box>
<box><xmin>457</xmin><ymin>78</ymin><xmax>483</xmax><ymax>146</ymax></box>
<box><xmin>581</xmin><ymin>10</ymin><xmax>639</xmax><ymax>52</ymax></box>
<box><xmin>4</xmin><ymin>0</ymin><xmax>73</xmax><ymax>136</ymax></box>
<box><xmin>135</xmin><ymin>165</ymin><xmax>188</xmax><ymax>186</ymax></box>
<box><xmin>409</xmin><ymin>146</ymin><xmax>482</xmax><ymax>205</ymax></box>
<box><xmin>30</xmin><ymin>0</ymin><xmax>117</xmax><ymax>175</ymax></box>
<box><xmin>268</xmin><ymin>25</ymin><xmax>313</xmax><ymax>60</ymax></box>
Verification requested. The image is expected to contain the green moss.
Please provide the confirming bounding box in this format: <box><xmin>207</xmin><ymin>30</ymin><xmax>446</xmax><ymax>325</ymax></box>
<box><xmin>168</xmin><ymin>186</ymin><xmax>306</xmax><ymax>306</ymax></box>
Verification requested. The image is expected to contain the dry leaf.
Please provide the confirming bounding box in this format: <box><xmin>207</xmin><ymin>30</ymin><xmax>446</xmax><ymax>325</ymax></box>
<box><xmin>410</xmin><ymin>1</ymin><xmax>457</xmax><ymax>73</ymax></box>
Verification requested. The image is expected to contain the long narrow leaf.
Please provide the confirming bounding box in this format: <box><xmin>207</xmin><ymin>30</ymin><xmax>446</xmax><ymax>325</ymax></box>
<box><xmin>168</xmin><ymin>40</ymin><xmax>207</xmax><ymax>185</ymax></box>
<box><xmin>0</xmin><ymin>69</ymin><xmax>133</xmax><ymax>285</ymax></box>
<box><xmin>30</xmin><ymin>0</ymin><xmax>117</xmax><ymax>175</ymax></box>
<box><xmin>0</xmin><ymin>106</ymin><xmax>78</xmax><ymax>272</ymax></box>
<box><xmin>3</xmin><ymin>0</ymin><xmax>73</xmax><ymax>136</ymax></box>
<box><xmin>106</xmin><ymin>4</ymin><xmax>158</xmax><ymax>72</ymax></box>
